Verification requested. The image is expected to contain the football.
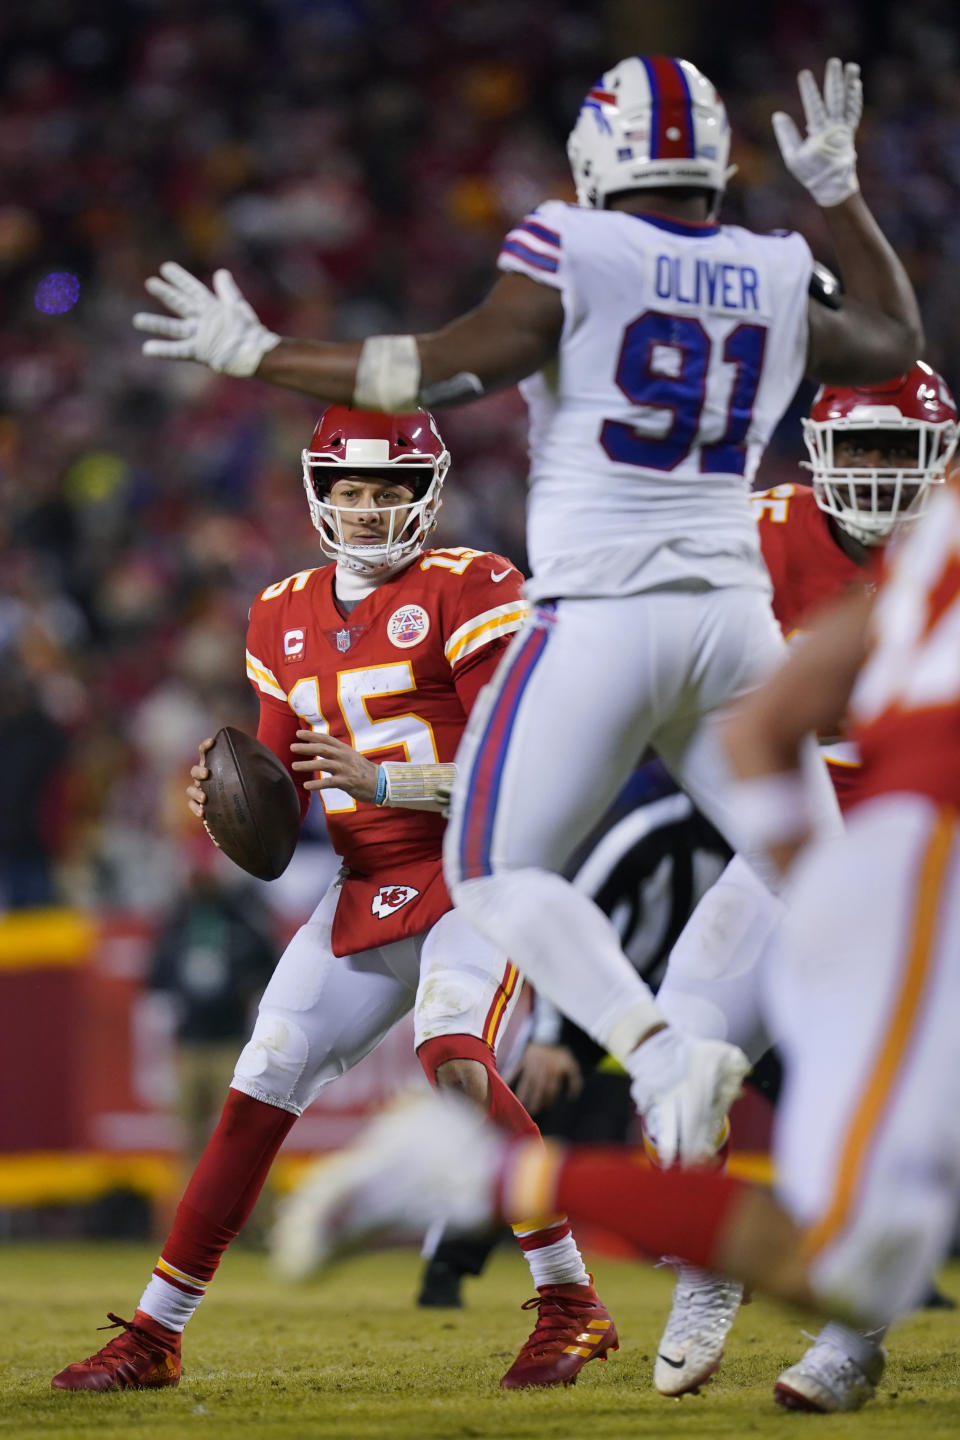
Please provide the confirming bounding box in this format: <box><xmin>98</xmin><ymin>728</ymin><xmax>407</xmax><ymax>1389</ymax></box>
<box><xmin>201</xmin><ymin>725</ymin><xmax>301</xmax><ymax>881</ymax></box>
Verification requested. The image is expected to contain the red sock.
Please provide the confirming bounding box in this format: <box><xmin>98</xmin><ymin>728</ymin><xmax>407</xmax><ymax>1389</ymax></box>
<box><xmin>501</xmin><ymin>1144</ymin><xmax>748</xmax><ymax>1273</ymax></box>
<box><xmin>160</xmin><ymin>1088</ymin><xmax>296</xmax><ymax>1283</ymax></box>
<box><xmin>417</xmin><ymin>1033</ymin><xmax>540</xmax><ymax>1138</ymax></box>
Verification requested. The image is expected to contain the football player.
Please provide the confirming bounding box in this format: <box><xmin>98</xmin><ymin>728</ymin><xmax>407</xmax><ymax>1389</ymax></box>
<box><xmin>269</xmin><ymin>470</ymin><xmax>960</xmax><ymax>1390</ymax></box>
<box><xmin>133</xmin><ymin>58</ymin><xmax>922</xmax><ymax>1186</ymax></box>
<box><xmin>50</xmin><ymin>406</ymin><xmax>618</xmax><ymax>1394</ymax></box>
<box><xmin>650</xmin><ymin>362</ymin><xmax>958</xmax><ymax>1404</ymax></box>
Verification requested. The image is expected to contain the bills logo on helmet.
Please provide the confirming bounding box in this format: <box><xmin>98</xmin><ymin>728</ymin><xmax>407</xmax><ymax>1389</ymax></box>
<box><xmin>371</xmin><ymin>884</ymin><xmax>420</xmax><ymax>918</ymax></box>
<box><xmin>387</xmin><ymin>604</ymin><xmax>430</xmax><ymax>648</ymax></box>
<box><xmin>283</xmin><ymin>628</ymin><xmax>306</xmax><ymax>661</ymax></box>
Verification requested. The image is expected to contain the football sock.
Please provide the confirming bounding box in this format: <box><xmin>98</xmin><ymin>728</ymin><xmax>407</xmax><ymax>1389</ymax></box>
<box><xmin>498</xmin><ymin>1139</ymin><xmax>747</xmax><ymax>1273</ymax></box>
<box><xmin>417</xmin><ymin>1033</ymin><xmax>588</xmax><ymax>1288</ymax></box>
<box><xmin>512</xmin><ymin>1220</ymin><xmax>590</xmax><ymax>1288</ymax></box>
<box><xmin>139</xmin><ymin>1088</ymin><xmax>296</xmax><ymax>1333</ymax></box>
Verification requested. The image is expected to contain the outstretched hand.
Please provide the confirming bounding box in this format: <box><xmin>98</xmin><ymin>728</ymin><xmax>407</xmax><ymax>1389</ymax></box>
<box><xmin>772</xmin><ymin>57</ymin><xmax>861</xmax><ymax>208</ymax></box>
<box><xmin>134</xmin><ymin>263</ymin><xmax>280</xmax><ymax>376</ymax></box>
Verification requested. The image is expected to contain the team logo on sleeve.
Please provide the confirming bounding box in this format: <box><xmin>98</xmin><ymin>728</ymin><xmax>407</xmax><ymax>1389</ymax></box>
<box><xmin>283</xmin><ymin>628</ymin><xmax>306</xmax><ymax>662</ymax></box>
<box><xmin>371</xmin><ymin>884</ymin><xmax>420</xmax><ymax>917</ymax></box>
<box><xmin>387</xmin><ymin>604</ymin><xmax>430</xmax><ymax>649</ymax></box>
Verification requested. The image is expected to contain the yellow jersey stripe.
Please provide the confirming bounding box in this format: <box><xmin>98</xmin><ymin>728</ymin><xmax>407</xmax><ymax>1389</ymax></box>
<box><xmin>804</xmin><ymin>806</ymin><xmax>956</xmax><ymax>1259</ymax></box>
<box><xmin>444</xmin><ymin>603</ymin><xmax>529</xmax><ymax>663</ymax></box>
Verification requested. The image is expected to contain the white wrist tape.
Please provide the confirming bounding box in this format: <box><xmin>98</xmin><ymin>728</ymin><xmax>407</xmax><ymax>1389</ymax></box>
<box><xmin>353</xmin><ymin>335</ymin><xmax>421</xmax><ymax>413</ymax></box>
<box><xmin>381</xmin><ymin>761</ymin><xmax>458</xmax><ymax>810</ymax></box>
<box><xmin>729</xmin><ymin>771</ymin><xmax>813</xmax><ymax>851</ymax></box>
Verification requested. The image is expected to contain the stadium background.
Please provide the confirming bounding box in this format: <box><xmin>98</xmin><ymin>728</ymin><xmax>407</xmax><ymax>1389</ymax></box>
<box><xmin>1</xmin><ymin>0</ymin><xmax>959</xmax><ymax>1235</ymax></box>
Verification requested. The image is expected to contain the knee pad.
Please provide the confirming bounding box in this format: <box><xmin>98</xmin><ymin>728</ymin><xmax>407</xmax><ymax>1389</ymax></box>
<box><xmin>414</xmin><ymin>970</ymin><xmax>490</xmax><ymax>1048</ymax></box>
<box><xmin>232</xmin><ymin>1010</ymin><xmax>310</xmax><ymax>1114</ymax></box>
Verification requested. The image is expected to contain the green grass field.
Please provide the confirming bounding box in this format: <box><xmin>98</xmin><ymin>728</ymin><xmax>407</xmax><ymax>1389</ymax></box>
<box><xmin>2</xmin><ymin>1242</ymin><xmax>958</xmax><ymax>1440</ymax></box>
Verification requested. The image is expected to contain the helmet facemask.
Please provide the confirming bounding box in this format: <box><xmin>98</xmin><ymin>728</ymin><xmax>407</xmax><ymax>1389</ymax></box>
<box><xmin>301</xmin><ymin>456</ymin><xmax>447</xmax><ymax>574</ymax></box>
<box><xmin>802</xmin><ymin>415</ymin><xmax>958</xmax><ymax>547</ymax></box>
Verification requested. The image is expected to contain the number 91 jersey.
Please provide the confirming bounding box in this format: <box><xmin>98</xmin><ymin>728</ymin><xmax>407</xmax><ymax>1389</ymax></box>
<box><xmin>498</xmin><ymin>202</ymin><xmax>813</xmax><ymax>602</ymax></box>
<box><xmin>245</xmin><ymin>548</ymin><xmax>527</xmax><ymax>954</ymax></box>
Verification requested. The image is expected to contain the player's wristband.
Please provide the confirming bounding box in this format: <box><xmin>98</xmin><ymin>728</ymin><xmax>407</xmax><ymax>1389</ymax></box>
<box><xmin>728</xmin><ymin>771</ymin><xmax>813</xmax><ymax>851</ymax></box>
<box><xmin>381</xmin><ymin>762</ymin><xmax>458</xmax><ymax>809</ymax></box>
<box><xmin>373</xmin><ymin>767</ymin><xmax>388</xmax><ymax>806</ymax></box>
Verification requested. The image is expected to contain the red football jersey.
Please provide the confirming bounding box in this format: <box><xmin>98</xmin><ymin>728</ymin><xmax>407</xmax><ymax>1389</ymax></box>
<box><xmin>752</xmin><ymin>483</ymin><xmax>865</xmax><ymax>637</ymax></box>
<box><xmin>752</xmin><ymin>482</ymin><xmax>871</xmax><ymax>808</ymax></box>
<box><xmin>245</xmin><ymin>547</ymin><xmax>527</xmax><ymax>954</ymax></box>
<box><xmin>850</xmin><ymin>484</ymin><xmax>960</xmax><ymax>811</ymax></box>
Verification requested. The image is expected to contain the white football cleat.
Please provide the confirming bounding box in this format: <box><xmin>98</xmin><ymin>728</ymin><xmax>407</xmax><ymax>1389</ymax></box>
<box><xmin>270</xmin><ymin>1091</ymin><xmax>503</xmax><ymax>1282</ymax></box>
<box><xmin>628</xmin><ymin>1029</ymin><xmax>750</xmax><ymax>1166</ymax></box>
<box><xmin>654</xmin><ymin>1261</ymin><xmax>743</xmax><ymax>1396</ymax></box>
<box><xmin>774</xmin><ymin>1324</ymin><xmax>886</xmax><ymax>1412</ymax></box>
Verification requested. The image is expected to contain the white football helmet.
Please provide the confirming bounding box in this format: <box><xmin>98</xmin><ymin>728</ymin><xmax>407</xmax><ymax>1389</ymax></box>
<box><xmin>567</xmin><ymin>56</ymin><xmax>732</xmax><ymax>209</ymax></box>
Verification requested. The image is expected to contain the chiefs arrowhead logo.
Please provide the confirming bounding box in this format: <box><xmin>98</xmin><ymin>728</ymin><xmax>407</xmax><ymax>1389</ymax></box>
<box><xmin>371</xmin><ymin>884</ymin><xmax>420</xmax><ymax>918</ymax></box>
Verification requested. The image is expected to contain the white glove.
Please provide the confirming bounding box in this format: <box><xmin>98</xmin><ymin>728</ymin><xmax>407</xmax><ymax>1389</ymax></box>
<box><xmin>772</xmin><ymin>57</ymin><xmax>862</xmax><ymax>208</ymax></box>
<box><xmin>133</xmin><ymin>263</ymin><xmax>281</xmax><ymax>377</ymax></box>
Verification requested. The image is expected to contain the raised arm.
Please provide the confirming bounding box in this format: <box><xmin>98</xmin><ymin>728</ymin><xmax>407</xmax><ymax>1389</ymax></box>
<box><xmin>772</xmin><ymin>58</ymin><xmax>923</xmax><ymax>384</ymax></box>
<box><xmin>134</xmin><ymin>266</ymin><xmax>563</xmax><ymax>411</ymax></box>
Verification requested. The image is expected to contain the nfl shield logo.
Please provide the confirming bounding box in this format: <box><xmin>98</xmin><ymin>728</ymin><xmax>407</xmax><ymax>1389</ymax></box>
<box><xmin>336</xmin><ymin>629</ymin><xmax>351</xmax><ymax>652</ymax></box>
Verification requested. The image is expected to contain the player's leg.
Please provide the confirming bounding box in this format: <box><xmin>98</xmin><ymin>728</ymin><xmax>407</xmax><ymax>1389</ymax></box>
<box><xmin>768</xmin><ymin>794</ymin><xmax>960</xmax><ymax>1410</ymax></box>
<box><xmin>656</xmin><ymin>852</ymin><xmax>782</xmax><ymax>1062</ymax></box>
<box><xmin>51</xmin><ymin>880</ymin><xmax>417</xmax><ymax>1391</ymax></box>
<box><xmin>643</xmin><ymin>588</ymin><xmax>831</xmax><ymax>1393</ymax></box>
<box><xmin>413</xmin><ymin>906</ymin><xmax>617</xmax><ymax>1387</ymax></box>
<box><xmin>444</xmin><ymin>598</ymin><xmax>749</xmax><ymax>1162</ymax></box>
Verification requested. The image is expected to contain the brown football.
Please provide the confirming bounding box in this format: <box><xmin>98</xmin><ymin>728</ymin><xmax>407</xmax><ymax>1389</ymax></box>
<box><xmin>201</xmin><ymin>726</ymin><xmax>301</xmax><ymax>881</ymax></box>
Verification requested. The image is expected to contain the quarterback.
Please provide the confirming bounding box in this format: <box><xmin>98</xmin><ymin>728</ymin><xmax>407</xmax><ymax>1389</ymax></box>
<box><xmin>51</xmin><ymin>407</ymin><xmax>617</xmax><ymax>1393</ymax></box>
<box><xmin>132</xmin><ymin>56</ymin><xmax>922</xmax><ymax>1175</ymax></box>
<box><xmin>269</xmin><ymin>462</ymin><xmax>960</xmax><ymax>1396</ymax></box>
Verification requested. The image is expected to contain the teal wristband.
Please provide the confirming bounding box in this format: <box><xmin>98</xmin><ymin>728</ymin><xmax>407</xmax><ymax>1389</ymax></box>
<box><xmin>374</xmin><ymin>767</ymin><xmax>388</xmax><ymax>806</ymax></box>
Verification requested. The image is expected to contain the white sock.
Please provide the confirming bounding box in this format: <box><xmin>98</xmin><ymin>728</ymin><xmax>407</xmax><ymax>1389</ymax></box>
<box><xmin>514</xmin><ymin>1230</ymin><xmax>590</xmax><ymax>1289</ymax></box>
<box><xmin>451</xmin><ymin>870</ymin><xmax>662</xmax><ymax>1061</ymax></box>
<box><xmin>138</xmin><ymin>1262</ymin><xmax>208</xmax><ymax>1334</ymax></box>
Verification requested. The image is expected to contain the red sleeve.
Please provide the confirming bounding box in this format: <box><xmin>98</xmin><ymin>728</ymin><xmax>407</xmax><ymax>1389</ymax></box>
<box><xmin>442</xmin><ymin>553</ymin><xmax>527</xmax><ymax>717</ymax></box>
<box><xmin>255</xmin><ymin>690</ymin><xmax>311</xmax><ymax>821</ymax></box>
<box><xmin>246</xmin><ymin>603</ymin><xmax>312</xmax><ymax>821</ymax></box>
<box><xmin>452</xmin><ymin>635</ymin><xmax>513</xmax><ymax>713</ymax></box>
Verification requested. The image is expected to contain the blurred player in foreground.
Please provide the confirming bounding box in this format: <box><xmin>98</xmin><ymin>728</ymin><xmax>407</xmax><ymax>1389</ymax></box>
<box><xmin>271</xmin><ymin>457</ymin><xmax>960</xmax><ymax>1408</ymax></box>
<box><xmin>51</xmin><ymin>406</ymin><xmax>618</xmax><ymax>1393</ymax></box>
<box><xmin>134</xmin><ymin>56</ymin><xmax>921</xmax><ymax>1183</ymax></box>
<box><xmin>651</xmin><ymin>361</ymin><xmax>958</xmax><ymax>1404</ymax></box>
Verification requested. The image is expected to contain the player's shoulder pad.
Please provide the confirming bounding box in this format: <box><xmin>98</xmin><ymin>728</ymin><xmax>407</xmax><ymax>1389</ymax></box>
<box><xmin>252</xmin><ymin>566</ymin><xmax>325</xmax><ymax>610</ymax></box>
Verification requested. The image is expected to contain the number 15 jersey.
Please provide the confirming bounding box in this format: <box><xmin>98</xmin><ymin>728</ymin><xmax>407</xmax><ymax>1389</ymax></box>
<box><xmin>499</xmin><ymin>202</ymin><xmax>813</xmax><ymax>601</ymax></box>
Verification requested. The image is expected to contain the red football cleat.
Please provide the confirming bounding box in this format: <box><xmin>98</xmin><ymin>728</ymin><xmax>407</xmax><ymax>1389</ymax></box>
<box><xmin>51</xmin><ymin>1311</ymin><xmax>181</xmax><ymax>1392</ymax></box>
<box><xmin>500</xmin><ymin>1282</ymin><xmax>618</xmax><ymax>1389</ymax></box>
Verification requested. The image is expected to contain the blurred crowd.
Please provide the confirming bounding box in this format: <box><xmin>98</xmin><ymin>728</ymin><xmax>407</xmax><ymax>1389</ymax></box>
<box><xmin>1</xmin><ymin>0</ymin><xmax>958</xmax><ymax>917</ymax></box>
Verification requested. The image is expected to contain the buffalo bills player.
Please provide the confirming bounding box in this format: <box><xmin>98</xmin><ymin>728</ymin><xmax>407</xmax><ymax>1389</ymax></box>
<box><xmin>133</xmin><ymin>60</ymin><xmax>921</xmax><ymax>1184</ymax></box>
<box><xmin>272</xmin><ymin>472</ymin><xmax>960</xmax><ymax>1397</ymax></box>
<box><xmin>51</xmin><ymin>407</ymin><xmax>618</xmax><ymax>1394</ymax></box>
<box><xmin>650</xmin><ymin>362</ymin><xmax>958</xmax><ymax>1405</ymax></box>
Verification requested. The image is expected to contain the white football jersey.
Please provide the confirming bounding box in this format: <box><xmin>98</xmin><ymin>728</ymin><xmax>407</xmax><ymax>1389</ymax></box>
<box><xmin>498</xmin><ymin>201</ymin><xmax>814</xmax><ymax>600</ymax></box>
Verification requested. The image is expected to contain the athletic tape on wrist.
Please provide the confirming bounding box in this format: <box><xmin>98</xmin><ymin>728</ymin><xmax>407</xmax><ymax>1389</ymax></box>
<box><xmin>381</xmin><ymin>761</ymin><xmax>458</xmax><ymax>808</ymax></box>
<box><xmin>374</xmin><ymin>767</ymin><xmax>388</xmax><ymax>806</ymax></box>
<box><xmin>353</xmin><ymin>335</ymin><xmax>421</xmax><ymax>413</ymax></box>
<box><xmin>729</xmin><ymin>770</ymin><xmax>813</xmax><ymax>849</ymax></box>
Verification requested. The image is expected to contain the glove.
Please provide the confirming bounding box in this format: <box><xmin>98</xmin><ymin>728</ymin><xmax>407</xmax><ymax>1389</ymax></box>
<box><xmin>772</xmin><ymin>57</ymin><xmax>862</xmax><ymax>207</ymax></box>
<box><xmin>133</xmin><ymin>263</ymin><xmax>280</xmax><ymax>377</ymax></box>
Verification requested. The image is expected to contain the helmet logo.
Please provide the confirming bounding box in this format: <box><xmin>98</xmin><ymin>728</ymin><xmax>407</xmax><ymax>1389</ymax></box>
<box><xmin>387</xmin><ymin>604</ymin><xmax>430</xmax><ymax>649</ymax></box>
